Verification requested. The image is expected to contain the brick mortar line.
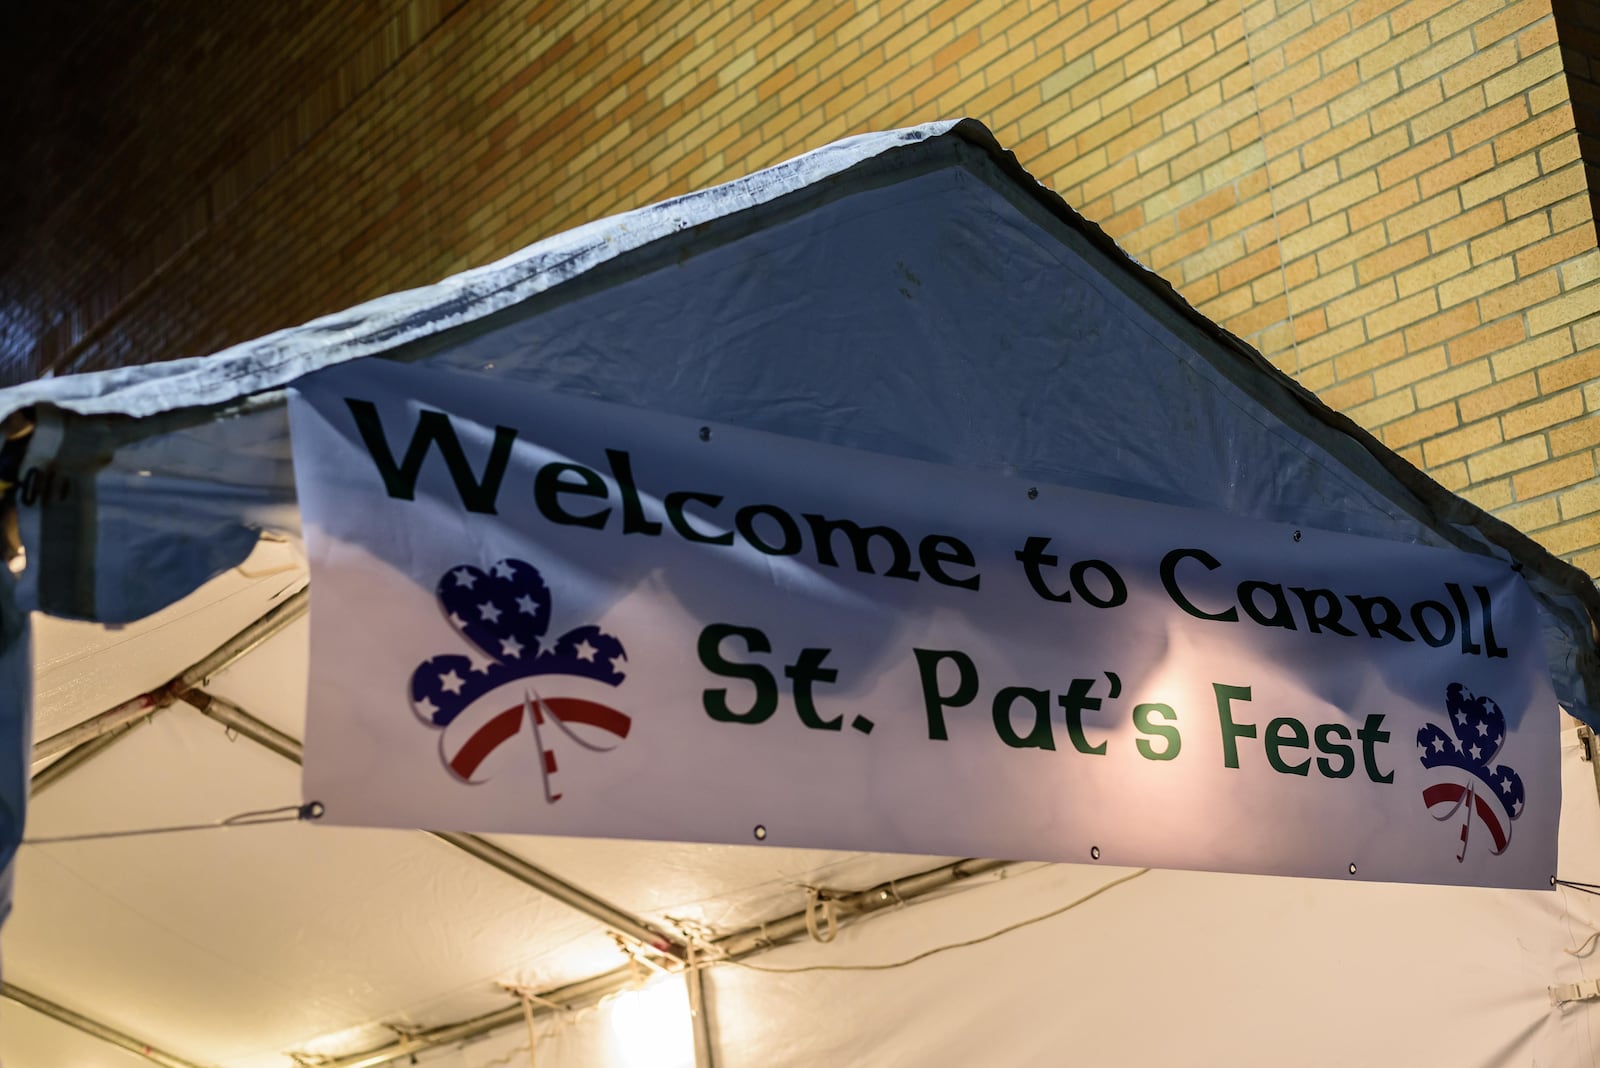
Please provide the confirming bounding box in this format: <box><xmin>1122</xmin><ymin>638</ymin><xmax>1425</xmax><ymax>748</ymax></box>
<box><xmin>1237</xmin><ymin>0</ymin><xmax>1299</xmax><ymax>373</ymax></box>
<box><xmin>42</xmin><ymin>0</ymin><xmax>472</xmax><ymax>378</ymax></box>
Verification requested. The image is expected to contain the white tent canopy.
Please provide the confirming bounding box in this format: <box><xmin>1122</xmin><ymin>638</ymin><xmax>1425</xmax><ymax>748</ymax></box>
<box><xmin>5</xmin><ymin>119</ymin><xmax>1600</xmax><ymax>1066</ymax></box>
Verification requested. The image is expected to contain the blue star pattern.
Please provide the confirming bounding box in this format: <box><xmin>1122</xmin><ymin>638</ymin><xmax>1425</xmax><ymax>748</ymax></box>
<box><xmin>410</xmin><ymin>559</ymin><xmax>627</xmax><ymax>727</ymax></box>
<box><xmin>1416</xmin><ymin>682</ymin><xmax>1525</xmax><ymax>821</ymax></box>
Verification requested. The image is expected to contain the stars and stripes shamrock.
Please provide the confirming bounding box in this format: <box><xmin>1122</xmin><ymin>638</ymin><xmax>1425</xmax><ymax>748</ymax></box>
<box><xmin>410</xmin><ymin>558</ymin><xmax>630</xmax><ymax>800</ymax></box>
<box><xmin>1416</xmin><ymin>682</ymin><xmax>1525</xmax><ymax>861</ymax></box>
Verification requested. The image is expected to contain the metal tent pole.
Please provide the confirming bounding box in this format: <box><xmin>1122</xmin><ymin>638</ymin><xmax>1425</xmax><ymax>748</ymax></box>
<box><xmin>182</xmin><ymin>689</ymin><xmax>687</xmax><ymax>957</ymax></box>
<box><xmin>30</xmin><ymin>586</ymin><xmax>310</xmax><ymax>766</ymax></box>
<box><xmin>182</xmin><ymin>691</ymin><xmax>1019</xmax><ymax>1068</ymax></box>
<box><xmin>2</xmin><ymin>983</ymin><xmax>205</xmax><ymax>1068</ymax></box>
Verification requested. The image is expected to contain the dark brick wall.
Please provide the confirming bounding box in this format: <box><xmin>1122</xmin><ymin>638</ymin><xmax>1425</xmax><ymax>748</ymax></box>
<box><xmin>1</xmin><ymin>0</ymin><xmax>1598</xmax><ymax>569</ymax></box>
<box><xmin>1553</xmin><ymin>0</ymin><xmax>1600</xmax><ymax>231</ymax></box>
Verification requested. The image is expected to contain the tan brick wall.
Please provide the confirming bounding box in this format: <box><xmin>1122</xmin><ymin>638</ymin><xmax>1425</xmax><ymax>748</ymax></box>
<box><xmin>3</xmin><ymin>0</ymin><xmax>1598</xmax><ymax>574</ymax></box>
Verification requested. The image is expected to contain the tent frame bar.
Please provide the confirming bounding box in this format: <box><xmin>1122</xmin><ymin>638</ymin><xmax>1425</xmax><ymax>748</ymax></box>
<box><xmin>183</xmin><ymin>689</ymin><xmax>688</xmax><ymax>957</ymax></box>
<box><xmin>2</xmin><ymin>981</ymin><xmax>204</xmax><ymax>1068</ymax></box>
<box><xmin>185</xmin><ymin>687</ymin><xmax>1014</xmax><ymax>1068</ymax></box>
<box><xmin>25</xmin><ymin>601</ymin><xmax>1009</xmax><ymax>1068</ymax></box>
<box><xmin>30</xmin><ymin>585</ymin><xmax>311</xmax><ymax>765</ymax></box>
<box><xmin>312</xmin><ymin>854</ymin><xmax>1013</xmax><ymax>1068</ymax></box>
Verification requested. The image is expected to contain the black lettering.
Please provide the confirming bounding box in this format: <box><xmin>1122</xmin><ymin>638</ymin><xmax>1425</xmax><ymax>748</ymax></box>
<box><xmin>1410</xmin><ymin>600</ymin><xmax>1456</xmax><ymax>648</ymax></box>
<box><xmin>665</xmin><ymin>491</ymin><xmax>733</xmax><ymax>545</ymax></box>
<box><xmin>1445</xmin><ymin>582</ymin><xmax>1483</xmax><ymax>656</ymax></box>
<box><xmin>605</xmin><ymin>449</ymin><xmax>662</xmax><ymax>536</ymax></box>
<box><xmin>1348</xmin><ymin>594</ymin><xmax>1414</xmax><ymax>642</ymax></box>
<box><xmin>1070</xmin><ymin>559</ymin><xmax>1127</xmax><ymax>609</ymax></box>
<box><xmin>533</xmin><ymin>462</ymin><xmax>611</xmax><ymax>529</ymax></box>
<box><xmin>919</xmin><ymin>535</ymin><xmax>980</xmax><ymax>591</ymax></box>
<box><xmin>1475</xmin><ymin>585</ymin><xmax>1509</xmax><ymax>659</ymax></box>
<box><xmin>1239</xmin><ymin>580</ymin><xmax>1297</xmax><ymax>630</ymax></box>
<box><xmin>1015</xmin><ymin>536</ymin><xmax>1071</xmax><ymax>602</ymax></box>
<box><xmin>735</xmin><ymin>504</ymin><xmax>802</xmax><ymax>556</ymax></box>
<box><xmin>1161</xmin><ymin>548</ymin><xmax>1239</xmax><ymax>622</ymax></box>
<box><xmin>1290</xmin><ymin>587</ymin><xmax>1356</xmax><ymax>636</ymax></box>
<box><xmin>802</xmin><ymin>514</ymin><xmax>919</xmax><ymax>579</ymax></box>
<box><xmin>346</xmin><ymin>398</ymin><xmax>516</xmax><ymax>514</ymax></box>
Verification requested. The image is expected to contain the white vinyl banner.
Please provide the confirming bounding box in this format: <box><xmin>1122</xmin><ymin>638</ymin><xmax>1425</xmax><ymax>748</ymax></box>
<box><xmin>290</xmin><ymin>360</ymin><xmax>1558</xmax><ymax>889</ymax></box>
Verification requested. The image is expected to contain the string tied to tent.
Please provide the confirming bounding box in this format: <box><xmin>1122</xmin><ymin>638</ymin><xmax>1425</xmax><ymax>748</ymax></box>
<box><xmin>803</xmin><ymin>885</ymin><xmax>839</xmax><ymax>944</ymax></box>
<box><xmin>22</xmin><ymin>801</ymin><xmax>324</xmax><ymax>845</ymax></box>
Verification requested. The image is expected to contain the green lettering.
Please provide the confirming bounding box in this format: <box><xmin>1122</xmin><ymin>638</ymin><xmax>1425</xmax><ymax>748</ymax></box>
<box><xmin>698</xmin><ymin>623</ymin><xmax>778</xmax><ymax>724</ymax></box>
<box><xmin>784</xmin><ymin>648</ymin><xmax>840</xmax><ymax>731</ymax></box>
<box><xmin>1213</xmin><ymin>683</ymin><xmax>1255</xmax><ymax>769</ymax></box>
<box><xmin>992</xmin><ymin>687</ymin><xmax>1056</xmax><ymax>750</ymax></box>
<box><xmin>913</xmin><ymin>648</ymin><xmax>979</xmax><ymax>741</ymax></box>
<box><xmin>1357</xmin><ymin>713</ymin><xmax>1394</xmax><ymax>783</ymax></box>
<box><xmin>1057</xmin><ymin>678</ymin><xmax>1108</xmax><ymax>755</ymax></box>
<box><xmin>1133</xmin><ymin>703</ymin><xmax>1180</xmax><ymax>761</ymax></box>
<box><xmin>1264</xmin><ymin>716</ymin><xmax>1310</xmax><ymax>776</ymax></box>
<box><xmin>1314</xmin><ymin>723</ymin><xmax>1354</xmax><ymax>778</ymax></box>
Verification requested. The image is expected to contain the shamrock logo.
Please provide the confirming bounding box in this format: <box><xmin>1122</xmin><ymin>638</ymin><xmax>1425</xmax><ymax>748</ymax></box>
<box><xmin>1416</xmin><ymin>683</ymin><xmax>1525</xmax><ymax>861</ymax></box>
<box><xmin>410</xmin><ymin>558</ymin><xmax>630</xmax><ymax>801</ymax></box>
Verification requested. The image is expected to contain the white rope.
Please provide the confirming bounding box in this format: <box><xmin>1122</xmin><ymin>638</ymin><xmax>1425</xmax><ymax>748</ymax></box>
<box><xmin>803</xmin><ymin>886</ymin><xmax>839</xmax><ymax>944</ymax></box>
<box><xmin>727</xmin><ymin>868</ymin><xmax>1151</xmax><ymax>974</ymax></box>
<box><xmin>23</xmin><ymin>801</ymin><xmax>323</xmax><ymax>845</ymax></box>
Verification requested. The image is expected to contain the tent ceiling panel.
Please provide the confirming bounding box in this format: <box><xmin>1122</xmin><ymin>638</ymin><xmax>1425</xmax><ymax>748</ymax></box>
<box><xmin>9</xmin><ymin>712</ymin><xmax>628</xmax><ymax>1067</ymax></box>
<box><xmin>0</xmin><ymin>998</ymin><xmax>173</xmax><ymax>1068</ymax></box>
<box><xmin>31</xmin><ymin>538</ymin><xmax>304</xmax><ymax>742</ymax></box>
<box><xmin>705</xmin><ymin>850</ymin><xmax>1599</xmax><ymax>1067</ymax></box>
<box><xmin>478</xmin><ymin>834</ymin><xmax>958</xmax><ymax>937</ymax></box>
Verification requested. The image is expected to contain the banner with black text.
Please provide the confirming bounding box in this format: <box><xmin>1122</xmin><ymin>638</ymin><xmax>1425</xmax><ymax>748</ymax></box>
<box><xmin>290</xmin><ymin>360</ymin><xmax>1558</xmax><ymax>888</ymax></box>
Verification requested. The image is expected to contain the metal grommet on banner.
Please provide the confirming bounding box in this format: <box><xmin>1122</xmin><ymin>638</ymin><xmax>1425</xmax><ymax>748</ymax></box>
<box><xmin>698</xmin><ymin>426</ymin><xmax>711</xmax><ymax>442</ymax></box>
<box><xmin>1090</xmin><ymin>846</ymin><xmax>1101</xmax><ymax>861</ymax></box>
<box><xmin>1348</xmin><ymin>862</ymin><xmax>1358</xmax><ymax>875</ymax></box>
<box><xmin>1027</xmin><ymin>486</ymin><xmax>1038</xmax><ymax>500</ymax></box>
<box><xmin>1292</xmin><ymin>529</ymin><xmax>1302</xmax><ymax>542</ymax></box>
<box><xmin>753</xmin><ymin>824</ymin><xmax>767</xmax><ymax>841</ymax></box>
